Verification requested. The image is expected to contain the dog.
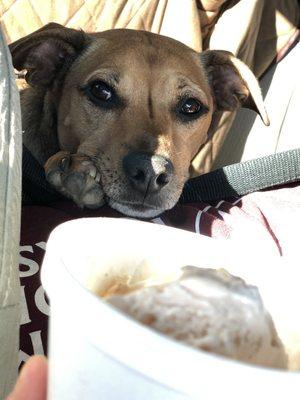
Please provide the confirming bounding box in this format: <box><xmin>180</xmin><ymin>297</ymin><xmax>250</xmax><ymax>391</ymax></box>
<box><xmin>10</xmin><ymin>23</ymin><xmax>269</xmax><ymax>218</ymax></box>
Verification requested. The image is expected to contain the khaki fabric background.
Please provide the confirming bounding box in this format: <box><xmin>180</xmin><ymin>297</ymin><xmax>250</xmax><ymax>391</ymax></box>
<box><xmin>1</xmin><ymin>0</ymin><xmax>299</xmax><ymax>173</ymax></box>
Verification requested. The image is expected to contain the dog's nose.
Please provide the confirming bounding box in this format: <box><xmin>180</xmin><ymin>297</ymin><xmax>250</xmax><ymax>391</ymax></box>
<box><xmin>123</xmin><ymin>152</ymin><xmax>174</xmax><ymax>194</ymax></box>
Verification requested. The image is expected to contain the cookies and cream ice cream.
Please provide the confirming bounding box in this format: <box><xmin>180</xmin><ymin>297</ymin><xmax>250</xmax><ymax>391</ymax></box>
<box><xmin>107</xmin><ymin>266</ymin><xmax>287</xmax><ymax>369</ymax></box>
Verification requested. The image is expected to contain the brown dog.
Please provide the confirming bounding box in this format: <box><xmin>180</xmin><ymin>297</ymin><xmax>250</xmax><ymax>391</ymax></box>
<box><xmin>10</xmin><ymin>23</ymin><xmax>269</xmax><ymax>218</ymax></box>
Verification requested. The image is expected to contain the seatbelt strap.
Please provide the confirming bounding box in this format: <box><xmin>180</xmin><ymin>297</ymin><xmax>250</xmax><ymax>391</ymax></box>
<box><xmin>22</xmin><ymin>145</ymin><xmax>63</xmax><ymax>204</ymax></box>
<box><xmin>180</xmin><ymin>148</ymin><xmax>300</xmax><ymax>203</ymax></box>
<box><xmin>23</xmin><ymin>145</ymin><xmax>300</xmax><ymax>205</ymax></box>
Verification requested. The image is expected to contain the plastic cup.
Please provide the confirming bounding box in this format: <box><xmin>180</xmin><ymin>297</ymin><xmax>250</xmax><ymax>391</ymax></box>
<box><xmin>41</xmin><ymin>217</ymin><xmax>300</xmax><ymax>399</ymax></box>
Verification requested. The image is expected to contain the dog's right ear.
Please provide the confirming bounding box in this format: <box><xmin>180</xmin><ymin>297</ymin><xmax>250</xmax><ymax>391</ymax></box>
<box><xmin>9</xmin><ymin>23</ymin><xmax>91</xmax><ymax>88</ymax></box>
<box><xmin>200</xmin><ymin>50</ymin><xmax>270</xmax><ymax>126</ymax></box>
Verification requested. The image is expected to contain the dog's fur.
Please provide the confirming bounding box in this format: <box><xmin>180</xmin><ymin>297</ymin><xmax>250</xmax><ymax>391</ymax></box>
<box><xmin>10</xmin><ymin>23</ymin><xmax>269</xmax><ymax>218</ymax></box>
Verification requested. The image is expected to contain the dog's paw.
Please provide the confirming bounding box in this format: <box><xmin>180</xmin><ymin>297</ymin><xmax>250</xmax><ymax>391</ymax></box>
<box><xmin>44</xmin><ymin>151</ymin><xmax>105</xmax><ymax>209</ymax></box>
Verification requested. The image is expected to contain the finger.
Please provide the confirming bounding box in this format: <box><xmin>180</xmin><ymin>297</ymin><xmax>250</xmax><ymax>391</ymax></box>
<box><xmin>7</xmin><ymin>356</ymin><xmax>48</xmax><ymax>400</ymax></box>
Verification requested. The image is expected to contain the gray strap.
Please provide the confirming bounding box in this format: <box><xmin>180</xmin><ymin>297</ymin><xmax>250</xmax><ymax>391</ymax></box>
<box><xmin>180</xmin><ymin>148</ymin><xmax>300</xmax><ymax>203</ymax></box>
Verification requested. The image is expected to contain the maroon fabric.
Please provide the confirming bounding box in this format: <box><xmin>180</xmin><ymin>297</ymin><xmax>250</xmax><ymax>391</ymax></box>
<box><xmin>19</xmin><ymin>183</ymin><xmax>300</xmax><ymax>367</ymax></box>
<box><xmin>19</xmin><ymin>204</ymin><xmax>122</xmax><ymax>367</ymax></box>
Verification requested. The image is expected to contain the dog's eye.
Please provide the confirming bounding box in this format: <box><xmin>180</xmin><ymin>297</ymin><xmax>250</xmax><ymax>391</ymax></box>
<box><xmin>81</xmin><ymin>80</ymin><xmax>123</xmax><ymax>110</ymax></box>
<box><xmin>176</xmin><ymin>97</ymin><xmax>208</xmax><ymax>123</ymax></box>
<box><xmin>89</xmin><ymin>81</ymin><xmax>113</xmax><ymax>101</ymax></box>
<box><xmin>181</xmin><ymin>98</ymin><xmax>202</xmax><ymax>115</ymax></box>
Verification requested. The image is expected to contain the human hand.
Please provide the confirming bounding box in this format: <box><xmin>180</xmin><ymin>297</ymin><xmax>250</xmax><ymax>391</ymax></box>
<box><xmin>6</xmin><ymin>356</ymin><xmax>48</xmax><ymax>400</ymax></box>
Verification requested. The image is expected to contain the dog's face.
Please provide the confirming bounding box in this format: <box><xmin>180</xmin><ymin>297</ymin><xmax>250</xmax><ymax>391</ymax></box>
<box><xmin>10</xmin><ymin>24</ymin><xmax>269</xmax><ymax>218</ymax></box>
<box><xmin>58</xmin><ymin>30</ymin><xmax>214</xmax><ymax>217</ymax></box>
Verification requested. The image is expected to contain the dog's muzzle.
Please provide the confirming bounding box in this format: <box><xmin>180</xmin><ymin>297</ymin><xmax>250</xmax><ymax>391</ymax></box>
<box><xmin>108</xmin><ymin>152</ymin><xmax>179</xmax><ymax>218</ymax></box>
<box><xmin>122</xmin><ymin>152</ymin><xmax>174</xmax><ymax>196</ymax></box>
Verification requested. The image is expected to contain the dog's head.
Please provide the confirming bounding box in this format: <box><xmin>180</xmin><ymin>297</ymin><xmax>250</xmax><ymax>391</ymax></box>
<box><xmin>10</xmin><ymin>23</ymin><xmax>269</xmax><ymax>218</ymax></box>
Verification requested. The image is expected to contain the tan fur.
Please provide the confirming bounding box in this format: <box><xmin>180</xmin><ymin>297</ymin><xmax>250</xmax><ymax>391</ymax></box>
<box><xmin>10</xmin><ymin>24</ymin><xmax>268</xmax><ymax>218</ymax></box>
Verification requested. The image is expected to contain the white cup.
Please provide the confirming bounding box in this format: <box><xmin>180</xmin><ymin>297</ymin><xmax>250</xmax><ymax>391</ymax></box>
<box><xmin>41</xmin><ymin>217</ymin><xmax>300</xmax><ymax>400</ymax></box>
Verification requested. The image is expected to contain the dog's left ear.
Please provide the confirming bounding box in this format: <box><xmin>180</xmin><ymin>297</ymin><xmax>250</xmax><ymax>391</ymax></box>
<box><xmin>9</xmin><ymin>22</ymin><xmax>91</xmax><ymax>88</ymax></box>
<box><xmin>200</xmin><ymin>50</ymin><xmax>270</xmax><ymax>126</ymax></box>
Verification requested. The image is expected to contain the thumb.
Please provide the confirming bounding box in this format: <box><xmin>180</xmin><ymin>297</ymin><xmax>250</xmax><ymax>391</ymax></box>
<box><xmin>7</xmin><ymin>356</ymin><xmax>48</xmax><ymax>400</ymax></box>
